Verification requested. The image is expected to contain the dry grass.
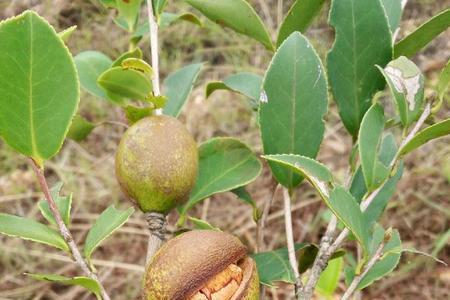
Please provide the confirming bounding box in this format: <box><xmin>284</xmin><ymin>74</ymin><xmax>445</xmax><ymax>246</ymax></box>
<box><xmin>0</xmin><ymin>0</ymin><xmax>449</xmax><ymax>299</ymax></box>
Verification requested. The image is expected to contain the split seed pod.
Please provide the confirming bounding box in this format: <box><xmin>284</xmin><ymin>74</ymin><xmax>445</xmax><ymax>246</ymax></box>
<box><xmin>143</xmin><ymin>230</ymin><xmax>260</xmax><ymax>300</ymax></box>
<box><xmin>115</xmin><ymin>115</ymin><xmax>198</xmax><ymax>214</ymax></box>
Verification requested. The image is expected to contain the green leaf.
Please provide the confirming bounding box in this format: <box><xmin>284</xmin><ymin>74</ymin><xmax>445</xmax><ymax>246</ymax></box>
<box><xmin>58</xmin><ymin>25</ymin><xmax>77</xmax><ymax>41</ymax></box>
<box><xmin>100</xmin><ymin>0</ymin><xmax>116</xmax><ymax>8</ymax></box>
<box><xmin>181</xmin><ymin>137</ymin><xmax>262</xmax><ymax>215</ymax></box>
<box><xmin>162</xmin><ymin>63</ymin><xmax>203</xmax><ymax>117</ymax></box>
<box><xmin>97</xmin><ymin>66</ymin><xmax>152</xmax><ymax>102</ymax></box>
<box><xmin>188</xmin><ymin>217</ymin><xmax>220</xmax><ymax>231</ymax></box>
<box><xmin>436</xmin><ymin>60</ymin><xmax>450</xmax><ymax>107</ymax></box>
<box><xmin>0</xmin><ymin>213</ymin><xmax>68</xmax><ymax>251</ymax></box>
<box><xmin>252</xmin><ymin>244</ymin><xmax>310</xmax><ymax>286</ymax></box>
<box><xmin>317</xmin><ymin>256</ymin><xmax>343</xmax><ymax>297</ymax></box>
<box><xmin>378</xmin><ymin>56</ymin><xmax>425</xmax><ymax>127</ymax></box>
<box><xmin>124</xmin><ymin>105</ymin><xmax>154</xmax><ymax>124</ymax></box>
<box><xmin>259</xmin><ymin>32</ymin><xmax>328</xmax><ymax>189</ymax></box>
<box><xmin>262</xmin><ymin>154</ymin><xmax>333</xmax><ymax>201</ymax></box>
<box><xmin>394</xmin><ymin>8</ymin><xmax>450</xmax><ymax>58</ymax></box>
<box><xmin>116</xmin><ymin>0</ymin><xmax>143</xmax><ymax>32</ymax></box>
<box><xmin>121</xmin><ymin>58</ymin><xmax>153</xmax><ymax>75</ymax></box>
<box><xmin>399</xmin><ymin>119</ymin><xmax>450</xmax><ymax>156</ymax></box>
<box><xmin>186</xmin><ymin>0</ymin><xmax>274</xmax><ymax>51</ymax></box>
<box><xmin>327</xmin><ymin>0</ymin><xmax>392</xmax><ymax>137</ymax></box>
<box><xmin>206</xmin><ymin>72</ymin><xmax>262</xmax><ymax>103</ymax></box>
<box><xmin>328</xmin><ymin>187</ymin><xmax>370</xmax><ymax>254</ymax></box>
<box><xmin>276</xmin><ymin>0</ymin><xmax>326</xmax><ymax>47</ymax></box>
<box><xmin>380</xmin><ymin>0</ymin><xmax>403</xmax><ymax>33</ymax></box>
<box><xmin>38</xmin><ymin>182</ymin><xmax>72</xmax><ymax>226</ymax></box>
<box><xmin>111</xmin><ymin>47</ymin><xmax>143</xmax><ymax>67</ymax></box>
<box><xmin>231</xmin><ymin>186</ymin><xmax>260</xmax><ymax>221</ymax></box>
<box><xmin>160</xmin><ymin>12</ymin><xmax>202</xmax><ymax>28</ymax></box>
<box><xmin>359</xmin><ymin>104</ymin><xmax>390</xmax><ymax>191</ymax></box>
<box><xmin>83</xmin><ymin>205</ymin><xmax>134</xmax><ymax>265</ymax></box>
<box><xmin>67</xmin><ymin>115</ymin><xmax>96</xmax><ymax>142</ymax></box>
<box><xmin>0</xmin><ymin>11</ymin><xmax>79</xmax><ymax>166</ymax></box>
<box><xmin>152</xmin><ymin>0</ymin><xmax>168</xmax><ymax>17</ymax></box>
<box><xmin>75</xmin><ymin>51</ymin><xmax>112</xmax><ymax>99</ymax></box>
<box><xmin>27</xmin><ymin>273</ymin><xmax>102</xmax><ymax>300</ymax></box>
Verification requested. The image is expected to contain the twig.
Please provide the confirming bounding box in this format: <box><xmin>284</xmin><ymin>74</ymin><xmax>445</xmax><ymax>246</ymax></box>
<box><xmin>144</xmin><ymin>212</ymin><xmax>166</xmax><ymax>266</ymax></box>
<box><xmin>341</xmin><ymin>237</ymin><xmax>388</xmax><ymax>300</ymax></box>
<box><xmin>256</xmin><ymin>183</ymin><xmax>280</xmax><ymax>252</ymax></box>
<box><xmin>301</xmin><ymin>103</ymin><xmax>432</xmax><ymax>299</ymax></box>
<box><xmin>30</xmin><ymin>160</ymin><xmax>111</xmax><ymax>300</ymax></box>
<box><xmin>146</xmin><ymin>0</ymin><xmax>162</xmax><ymax>115</ymax></box>
<box><xmin>282</xmin><ymin>187</ymin><xmax>302</xmax><ymax>296</ymax></box>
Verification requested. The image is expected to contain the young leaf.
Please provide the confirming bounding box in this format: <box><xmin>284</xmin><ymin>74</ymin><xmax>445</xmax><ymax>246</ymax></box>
<box><xmin>0</xmin><ymin>10</ymin><xmax>79</xmax><ymax>166</ymax></box>
<box><xmin>359</xmin><ymin>104</ymin><xmax>390</xmax><ymax>191</ymax></box>
<box><xmin>162</xmin><ymin>63</ymin><xmax>203</xmax><ymax>117</ymax></box>
<box><xmin>378</xmin><ymin>56</ymin><xmax>425</xmax><ymax>127</ymax></box>
<box><xmin>181</xmin><ymin>137</ymin><xmax>262</xmax><ymax>215</ymax></box>
<box><xmin>399</xmin><ymin>119</ymin><xmax>450</xmax><ymax>156</ymax></box>
<box><xmin>67</xmin><ymin>115</ymin><xmax>96</xmax><ymax>142</ymax></box>
<box><xmin>276</xmin><ymin>0</ymin><xmax>326</xmax><ymax>47</ymax></box>
<box><xmin>111</xmin><ymin>47</ymin><xmax>143</xmax><ymax>67</ymax></box>
<box><xmin>152</xmin><ymin>0</ymin><xmax>168</xmax><ymax>17</ymax></box>
<box><xmin>75</xmin><ymin>51</ymin><xmax>113</xmax><ymax>99</ymax></box>
<box><xmin>380</xmin><ymin>0</ymin><xmax>403</xmax><ymax>33</ymax></box>
<box><xmin>38</xmin><ymin>182</ymin><xmax>72</xmax><ymax>226</ymax></box>
<box><xmin>206</xmin><ymin>72</ymin><xmax>262</xmax><ymax>103</ymax></box>
<box><xmin>259</xmin><ymin>32</ymin><xmax>328</xmax><ymax>189</ymax></box>
<box><xmin>328</xmin><ymin>187</ymin><xmax>370</xmax><ymax>254</ymax></box>
<box><xmin>121</xmin><ymin>58</ymin><xmax>153</xmax><ymax>75</ymax></box>
<box><xmin>58</xmin><ymin>25</ymin><xmax>77</xmax><ymax>41</ymax></box>
<box><xmin>99</xmin><ymin>0</ymin><xmax>116</xmax><ymax>8</ymax></box>
<box><xmin>251</xmin><ymin>244</ymin><xmax>310</xmax><ymax>286</ymax></box>
<box><xmin>97</xmin><ymin>67</ymin><xmax>152</xmax><ymax>102</ymax></box>
<box><xmin>160</xmin><ymin>12</ymin><xmax>202</xmax><ymax>28</ymax></box>
<box><xmin>262</xmin><ymin>154</ymin><xmax>333</xmax><ymax>201</ymax></box>
<box><xmin>186</xmin><ymin>0</ymin><xmax>274</xmax><ymax>51</ymax></box>
<box><xmin>317</xmin><ymin>256</ymin><xmax>344</xmax><ymax>297</ymax></box>
<box><xmin>124</xmin><ymin>105</ymin><xmax>154</xmax><ymax>124</ymax></box>
<box><xmin>437</xmin><ymin>60</ymin><xmax>450</xmax><ymax>101</ymax></box>
<box><xmin>83</xmin><ymin>205</ymin><xmax>134</xmax><ymax>264</ymax></box>
<box><xmin>188</xmin><ymin>217</ymin><xmax>220</xmax><ymax>231</ymax></box>
<box><xmin>327</xmin><ymin>0</ymin><xmax>392</xmax><ymax>137</ymax></box>
<box><xmin>0</xmin><ymin>213</ymin><xmax>68</xmax><ymax>251</ymax></box>
<box><xmin>116</xmin><ymin>0</ymin><xmax>143</xmax><ymax>32</ymax></box>
<box><xmin>27</xmin><ymin>273</ymin><xmax>102</xmax><ymax>300</ymax></box>
<box><xmin>231</xmin><ymin>186</ymin><xmax>260</xmax><ymax>221</ymax></box>
<box><xmin>394</xmin><ymin>8</ymin><xmax>450</xmax><ymax>58</ymax></box>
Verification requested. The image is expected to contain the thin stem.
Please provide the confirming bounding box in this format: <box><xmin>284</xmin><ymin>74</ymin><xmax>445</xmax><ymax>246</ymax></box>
<box><xmin>283</xmin><ymin>187</ymin><xmax>302</xmax><ymax>296</ymax></box>
<box><xmin>256</xmin><ymin>183</ymin><xmax>280</xmax><ymax>252</ymax></box>
<box><xmin>146</xmin><ymin>0</ymin><xmax>162</xmax><ymax>115</ymax></box>
<box><xmin>30</xmin><ymin>159</ymin><xmax>111</xmax><ymax>300</ymax></box>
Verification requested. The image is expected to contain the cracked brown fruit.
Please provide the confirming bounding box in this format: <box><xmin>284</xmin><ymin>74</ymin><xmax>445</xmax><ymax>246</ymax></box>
<box><xmin>143</xmin><ymin>230</ymin><xmax>260</xmax><ymax>300</ymax></box>
<box><xmin>115</xmin><ymin>115</ymin><xmax>198</xmax><ymax>214</ymax></box>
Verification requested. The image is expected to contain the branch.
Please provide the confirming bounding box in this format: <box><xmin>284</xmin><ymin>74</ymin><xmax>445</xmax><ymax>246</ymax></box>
<box><xmin>256</xmin><ymin>183</ymin><xmax>280</xmax><ymax>252</ymax></box>
<box><xmin>146</xmin><ymin>0</ymin><xmax>162</xmax><ymax>115</ymax></box>
<box><xmin>145</xmin><ymin>212</ymin><xmax>166</xmax><ymax>266</ymax></box>
<box><xmin>283</xmin><ymin>187</ymin><xmax>303</xmax><ymax>297</ymax></box>
<box><xmin>30</xmin><ymin>160</ymin><xmax>111</xmax><ymax>300</ymax></box>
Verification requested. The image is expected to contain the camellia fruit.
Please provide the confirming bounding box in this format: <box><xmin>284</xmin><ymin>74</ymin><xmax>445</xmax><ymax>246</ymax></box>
<box><xmin>115</xmin><ymin>115</ymin><xmax>198</xmax><ymax>214</ymax></box>
<box><xmin>143</xmin><ymin>230</ymin><xmax>260</xmax><ymax>300</ymax></box>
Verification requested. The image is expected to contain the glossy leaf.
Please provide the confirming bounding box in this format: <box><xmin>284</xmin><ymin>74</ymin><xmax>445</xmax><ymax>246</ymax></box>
<box><xmin>181</xmin><ymin>137</ymin><xmax>262</xmax><ymax>215</ymax></box>
<box><xmin>186</xmin><ymin>0</ymin><xmax>274</xmax><ymax>51</ymax></box>
<box><xmin>0</xmin><ymin>213</ymin><xmax>68</xmax><ymax>251</ymax></box>
<box><xmin>380</xmin><ymin>0</ymin><xmax>403</xmax><ymax>33</ymax></box>
<box><xmin>252</xmin><ymin>244</ymin><xmax>309</xmax><ymax>286</ymax></box>
<box><xmin>111</xmin><ymin>48</ymin><xmax>143</xmax><ymax>67</ymax></box>
<box><xmin>259</xmin><ymin>33</ymin><xmax>328</xmax><ymax>189</ymax></box>
<box><xmin>75</xmin><ymin>51</ymin><xmax>112</xmax><ymax>99</ymax></box>
<box><xmin>328</xmin><ymin>187</ymin><xmax>370</xmax><ymax>253</ymax></box>
<box><xmin>206</xmin><ymin>72</ymin><xmax>262</xmax><ymax>102</ymax></box>
<box><xmin>327</xmin><ymin>0</ymin><xmax>392</xmax><ymax>137</ymax></box>
<box><xmin>160</xmin><ymin>12</ymin><xmax>202</xmax><ymax>28</ymax></box>
<box><xmin>276</xmin><ymin>0</ymin><xmax>326</xmax><ymax>47</ymax></box>
<box><xmin>124</xmin><ymin>105</ymin><xmax>154</xmax><ymax>124</ymax></box>
<box><xmin>399</xmin><ymin>119</ymin><xmax>450</xmax><ymax>156</ymax></box>
<box><xmin>317</xmin><ymin>256</ymin><xmax>344</xmax><ymax>297</ymax></box>
<box><xmin>58</xmin><ymin>25</ymin><xmax>77</xmax><ymax>41</ymax></box>
<box><xmin>67</xmin><ymin>115</ymin><xmax>96</xmax><ymax>142</ymax></box>
<box><xmin>394</xmin><ymin>8</ymin><xmax>450</xmax><ymax>58</ymax></box>
<box><xmin>359</xmin><ymin>104</ymin><xmax>390</xmax><ymax>191</ymax></box>
<box><xmin>97</xmin><ymin>66</ymin><xmax>152</xmax><ymax>102</ymax></box>
<box><xmin>38</xmin><ymin>182</ymin><xmax>72</xmax><ymax>226</ymax></box>
<box><xmin>378</xmin><ymin>56</ymin><xmax>425</xmax><ymax>127</ymax></box>
<box><xmin>83</xmin><ymin>205</ymin><xmax>134</xmax><ymax>264</ymax></box>
<box><xmin>163</xmin><ymin>63</ymin><xmax>203</xmax><ymax>117</ymax></box>
<box><xmin>116</xmin><ymin>0</ymin><xmax>143</xmax><ymax>32</ymax></box>
<box><xmin>262</xmin><ymin>154</ymin><xmax>333</xmax><ymax>201</ymax></box>
<box><xmin>27</xmin><ymin>273</ymin><xmax>101</xmax><ymax>300</ymax></box>
<box><xmin>0</xmin><ymin>11</ymin><xmax>79</xmax><ymax>166</ymax></box>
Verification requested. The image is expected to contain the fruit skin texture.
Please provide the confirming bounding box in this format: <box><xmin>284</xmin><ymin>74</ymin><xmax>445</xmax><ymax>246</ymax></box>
<box><xmin>143</xmin><ymin>230</ymin><xmax>259</xmax><ymax>300</ymax></box>
<box><xmin>115</xmin><ymin>115</ymin><xmax>198</xmax><ymax>214</ymax></box>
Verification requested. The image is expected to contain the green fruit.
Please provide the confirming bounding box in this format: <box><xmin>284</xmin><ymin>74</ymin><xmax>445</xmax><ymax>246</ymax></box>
<box><xmin>143</xmin><ymin>230</ymin><xmax>260</xmax><ymax>300</ymax></box>
<box><xmin>115</xmin><ymin>115</ymin><xmax>198</xmax><ymax>214</ymax></box>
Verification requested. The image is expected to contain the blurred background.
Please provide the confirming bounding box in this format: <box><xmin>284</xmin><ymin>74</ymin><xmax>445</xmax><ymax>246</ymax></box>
<box><xmin>0</xmin><ymin>0</ymin><xmax>449</xmax><ymax>299</ymax></box>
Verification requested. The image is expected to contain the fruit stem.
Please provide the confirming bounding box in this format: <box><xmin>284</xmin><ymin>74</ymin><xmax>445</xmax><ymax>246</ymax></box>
<box><xmin>145</xmin><ymin>212</ymin><xmax>166</xmax><ymax>264</ymax></box>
